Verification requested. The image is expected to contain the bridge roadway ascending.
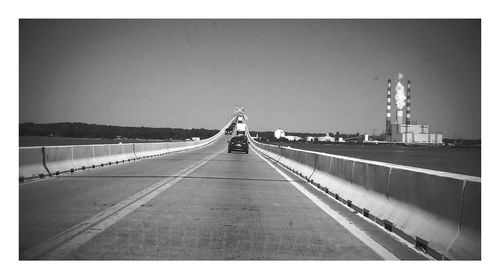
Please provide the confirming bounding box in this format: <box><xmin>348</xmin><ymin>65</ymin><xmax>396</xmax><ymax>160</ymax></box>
<box><xmin>19</xmin><ymin>135</ymin><xmax>427</xmax><ymax>260</ymax></box>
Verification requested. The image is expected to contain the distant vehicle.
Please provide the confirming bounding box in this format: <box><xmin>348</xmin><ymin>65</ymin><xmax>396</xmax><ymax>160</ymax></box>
<box><xmin>236</xmin><ymin>122</ymin><xmax>246</xmax><ymax>132</ymax></box>
<box><xmin>228</xmin><ymin>135</ymin><xmax>249</xmax><ymax>154</ymax></box>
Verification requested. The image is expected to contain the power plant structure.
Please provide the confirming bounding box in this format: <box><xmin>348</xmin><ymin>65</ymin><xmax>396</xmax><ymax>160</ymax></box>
<box><xmin>385</xmin><ymin>74</ymin><xmax>443</xmax><ymax>144</ymax></box>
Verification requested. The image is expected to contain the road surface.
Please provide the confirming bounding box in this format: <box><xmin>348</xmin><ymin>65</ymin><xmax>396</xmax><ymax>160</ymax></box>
<box><xmin>19</xmin><ymin>135</ymin><xmax>427</xmax><ymax>260</ymax></box>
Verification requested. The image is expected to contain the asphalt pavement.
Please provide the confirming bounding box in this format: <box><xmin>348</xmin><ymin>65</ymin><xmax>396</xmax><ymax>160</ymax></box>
<box><xmin>19</xmin><ymin>135</ymin><xmax>427</xmax><ymax>260</ymax></box>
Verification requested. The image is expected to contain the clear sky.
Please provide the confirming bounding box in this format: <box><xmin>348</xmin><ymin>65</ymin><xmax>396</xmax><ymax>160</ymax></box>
<box><xmin>19</xmin><ymin>19</ymin><xmax>480</xmax><ymax>138</ymax></box>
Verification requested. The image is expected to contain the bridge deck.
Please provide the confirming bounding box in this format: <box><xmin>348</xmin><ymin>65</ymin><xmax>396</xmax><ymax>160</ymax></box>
<box><xmin>19</xmin><ymin>136</ymin><xmax>426</xmax><ymax>260</ymax></box>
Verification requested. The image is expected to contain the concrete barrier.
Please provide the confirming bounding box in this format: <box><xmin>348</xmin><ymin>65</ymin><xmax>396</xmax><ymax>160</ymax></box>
<box><xmin>164</xmin><ymin>142</ymin><xmax>181</xmax><ymax>153</ymax></box>
<box><xmin>283</xmin><ymin>147</ymin><xmax>317</xmax><ymax>179</ymax></box>
<box><xmin>277</xmin><ymin>148</ymin><xmax>295</xmax><ymax>172</ymax></box>
<box><xmin>44</xmin><ymin>146</ymin><xmax>74</xmax><ymax>174</ymax></box>
<box><xmin>381</xmin><ymin>168</ymin><xmax>464</xmax><ymax>258</ymax></box>
<box><xmin>19</xmin><ymin>147</ymin><xmax>48</xmax><ymax>179</ymax></box>
<box><xmin>445</xmin><ymin>180</ymin><xmax>481</xmax><ymax>260</ymax></box>
<box><xmin>250</xmin><ymin>139</ymin><xmax>481</xmax><ymax>260</ymax></box>
<box><xmin>346</xmin><ymin>160</ymin><xmax>391</xmax><ymax>215</ymax></box>
<box><xmin>328</xmin><ymin>157</ymin><xmax>356</xmax><ymax>199</ymax></box>
<box><xmin>308</xmin><ymin>155</ymin><xmax>333</xmax><ymax>187</ymax></box>
<box><xmin>93</xmin><ymin>145</ymin><xmax>112</xmax><ymax>166</ymax></box>
<box><xmin>255</xmin><ymin>144</ymin><xmax>281</xmax><ymax>161</ymax></box>
<box><xmin>122</xmin><ymin>144</ymin><xmax>136</xmax><ymax>160</ymax></box>
<box><xmin>72</xmin><ymin>145</ymin><xmax>96</xmax><ymax>170</ymax></box>
<box><xmin>135</xmin><ymin>142</ymin><xmax>154</xmax><ymax>158</ymax></box>
<box><xmin>19</xmin><ymin>118</ymin><xmax>235</xmax><ymax>181</ymax></box>
<box><xmin>109</xmin><ymin>144</ymin><xmax>133</xmax><ymax>163</ymax></box>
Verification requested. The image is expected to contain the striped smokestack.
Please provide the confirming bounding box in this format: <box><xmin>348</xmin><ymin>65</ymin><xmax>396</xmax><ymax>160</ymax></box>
<box><xmin>406</xmin><ymin>80</ymin><xmax>411</xmax><ymax>125</ymax></box>
<box><xmin>385</xmin><ymin>79</ymin><xmax>392</xmax><ymax>139</ymax></box>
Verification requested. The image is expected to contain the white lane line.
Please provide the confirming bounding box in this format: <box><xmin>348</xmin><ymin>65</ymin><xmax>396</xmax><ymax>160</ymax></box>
<box><xmin>250</xmin><ymin>145</ymin><xmax>399</xmax><ymax>260</ymax></box>
<box><xmin>22</xmin><ymin>149</ymin><xmax>224</xmax><ymax>260</ymax></box>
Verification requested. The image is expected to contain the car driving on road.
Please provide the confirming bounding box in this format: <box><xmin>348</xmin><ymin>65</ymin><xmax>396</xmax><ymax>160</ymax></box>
<box><xmin>228</xmin><ymin>135</ymin><xmax>249</xmax><ymax>154</ymax></box>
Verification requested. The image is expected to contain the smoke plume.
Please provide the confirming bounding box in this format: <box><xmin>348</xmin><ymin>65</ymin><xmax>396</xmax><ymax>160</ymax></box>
<box><xmin>394</xmin><ymin>73</ymin><xmax>406</xmax><ymax>109</ymax></box>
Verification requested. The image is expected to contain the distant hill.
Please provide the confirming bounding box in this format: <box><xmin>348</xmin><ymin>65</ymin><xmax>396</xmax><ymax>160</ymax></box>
<box><xmin>19</xmin><ymin>122</ymin><xmax>219</xmax><ymax>140</ymax></box>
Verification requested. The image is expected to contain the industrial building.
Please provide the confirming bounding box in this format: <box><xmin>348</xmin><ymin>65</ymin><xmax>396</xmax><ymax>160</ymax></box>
<box><xmin>284</xmin><ymin>135</ymin><xmax>302</xmax><ymax>141</ymax></box>
<box><xmin>317</xmin><ymin>133</ymin><xmax>336</xmax><ymax>142</ymax></box>
<box><xmin>385</xmin><ymin>75</ymin><xmax>443</xmax><ymax>144</ymax></box>
<box><xmin>389</xmin><ymin>124</ymin><xmax>443</xmax><ymax>144</ymax></box>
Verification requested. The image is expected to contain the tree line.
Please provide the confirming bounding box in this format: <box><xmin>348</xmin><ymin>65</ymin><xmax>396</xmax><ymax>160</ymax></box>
<box><xmin>19</xmin><ymin>122</ymin><xmax>219</xmax><ymax>140</ymax></box>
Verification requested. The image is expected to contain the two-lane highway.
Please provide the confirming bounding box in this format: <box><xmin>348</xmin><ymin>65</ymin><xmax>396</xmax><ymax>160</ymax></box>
<box><xmin>20</xmin><ymin>135</ymin><xmax>427</xmax><ymax>260</ymax></box>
